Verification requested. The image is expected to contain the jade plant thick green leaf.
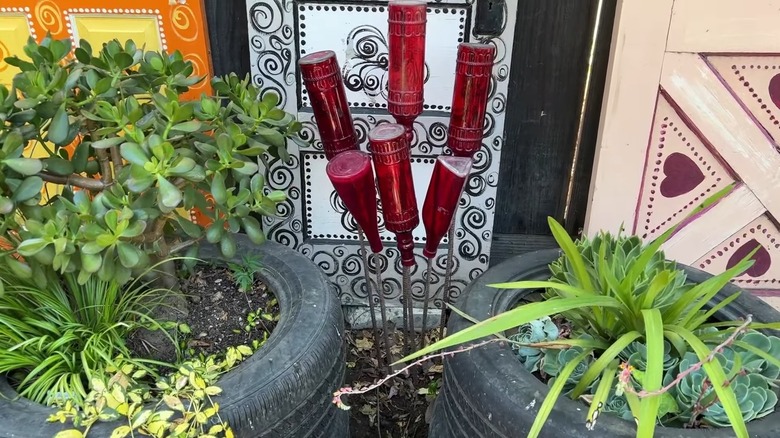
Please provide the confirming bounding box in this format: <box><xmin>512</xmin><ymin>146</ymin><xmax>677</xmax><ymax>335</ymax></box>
<box><xmin>399</xmin><ymin>188</ymin><xmax>780</xmax><ymax>438</ymax></box>
<box><xmin>0</xmin><ymin>36</ymin><xmax>305</xmax><ymax>287</ymax></box>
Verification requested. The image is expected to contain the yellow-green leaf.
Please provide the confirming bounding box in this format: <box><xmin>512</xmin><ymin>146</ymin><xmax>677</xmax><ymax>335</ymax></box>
<box><xmin>109</xmin><ymin>425</ymin><xmax>131</xmax><ymax>438</ymax></box>
<box><xmin>163</xmin><ymin>394</ymin><xmax>185</xmax><ymax>412</ymax></box>
<box><xmin>528</xmin><ymin>350</ymin><xmax>591</xmax><ymax>438</ymax></box>
<box><xmin>54</xmin><ymin>430</ymin><xmax>84</xmax><ymax>438</ymax></box>
<box><xmin>637</xmin><ymin>309</ymin><xmax>664</xmax><ymax>438</ymax></box>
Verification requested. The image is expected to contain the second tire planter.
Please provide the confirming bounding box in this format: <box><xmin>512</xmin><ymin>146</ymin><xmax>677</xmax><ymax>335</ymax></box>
<box><xmin>429</xmin><ymin>249</ymin><xmax>780</xmax><ymax>438</ymax></box>
<box><xmin>0</xmin><ymin>236</ymin><xmax>348</xmax><ymax>438</ymax></box>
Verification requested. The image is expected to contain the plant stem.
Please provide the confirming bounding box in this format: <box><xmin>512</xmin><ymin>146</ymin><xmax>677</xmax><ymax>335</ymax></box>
<box><xmin>95</xmin><ymin>149</ymin><xmax>113</xmax><ymax>185</ymax></box>
<box><xmin>332</xmin><ymin>338</ymin><xmax>498</xmax><ymax>410</ymax></box>
<box><xmin>109</xmin><ymin>146</ymin><xmax>124</xmax><ymax>174</ymax></box>
<box><xmin>38</xmin><ymin>171</ymin><xmax>105</xmax><ymax>191</ymax></box>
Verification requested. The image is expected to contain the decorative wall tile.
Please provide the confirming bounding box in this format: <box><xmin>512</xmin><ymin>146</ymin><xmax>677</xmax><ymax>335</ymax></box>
<box><xmin>0</xmin><ymin>9</ymin><xmax>35</xmax><ymax>86</ymax></box>
<box><xmin>709</xmin><ymin>55</ymin><xmax>780</xmax><ymax>151</ymax></box>
<box><xmin>0</xmin><ymin>0</ymin><xmax>212</xmax><ymax>99</ymax></box>
<box><xmin>297</xmin><ymin>2</ymin><xmax>469</xmax><ymax>110</ymax></box>
<box><xmin>694</xmin><ymin>214</ymin><xmax>780</xmax><ymax>292</ymax></box>
<box><xmin>247</xmin><ymin>0</ymin><xmax>516</xmax><ymax>308</ymax></box>
<box><xmin>634</xmin><ymin>93</ymin><xmax>736</xmax><ymax>241</ymax></box>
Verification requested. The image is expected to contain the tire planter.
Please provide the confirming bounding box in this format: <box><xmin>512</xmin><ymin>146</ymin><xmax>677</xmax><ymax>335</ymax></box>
<box><xmin>429</xmin><ymin>249</ymin><xmax>780</xmax><ymax>438</ymax></box>
<box><xmin>0</xmin><ymin>235</ymin><xmax>349</xmax><ymax>438</ymax></box>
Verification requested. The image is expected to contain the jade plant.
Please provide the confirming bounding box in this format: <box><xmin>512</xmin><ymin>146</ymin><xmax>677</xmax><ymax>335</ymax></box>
<box><xmin>0</xmin><ymin>36</ymin><xmax>304</xmax><ymax>289</ymax></box>
<box><xmin>401</xmin><ymin>192</ymin><xmax>780</xmax><ymax>437</ymax></box>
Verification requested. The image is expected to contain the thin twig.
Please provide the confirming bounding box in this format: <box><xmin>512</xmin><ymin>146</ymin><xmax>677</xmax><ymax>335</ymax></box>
<box><xmin>332</xmin><ymin>338</ymin><xmax>499</xmax><ymax>410</ymax></box>
<box><xmin>619</xmin><ymin>315</ymin><xmax>753</xmax><ymax>399</ymax></box>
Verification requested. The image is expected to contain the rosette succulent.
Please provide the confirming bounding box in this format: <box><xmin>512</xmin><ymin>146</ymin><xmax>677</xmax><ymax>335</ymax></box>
<box><xmin>509</xmin><ymin>316</ymin><xmax>559</xmax><ymax>372</ymax></box>
<box><xmin>669</xmin><ymin>351</ymin><xmax>778</xmax><ymax>427</ymax></box>
<box><xmin>620</xmin><ymin>340</ymin><xmax>678</xmax><ymax>373</ymax></box>
<box><xmin>541</xmin><ymin>343</ymin><xmax>595</xmax><ymax>395</ymax></box>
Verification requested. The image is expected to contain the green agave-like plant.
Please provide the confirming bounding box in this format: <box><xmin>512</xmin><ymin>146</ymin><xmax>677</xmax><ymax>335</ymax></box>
<box><xmin>400</xmin><ymin>189</ymin><xmax>780</xmax><ymax>438</ymax></box>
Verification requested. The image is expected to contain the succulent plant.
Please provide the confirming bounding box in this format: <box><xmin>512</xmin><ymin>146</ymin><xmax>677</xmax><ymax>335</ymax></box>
<box><xmin>669</xmin><ymin>351</ymin><xmax>778</xmax><ymax>427</ymax></box>
<box><xmin>541</xmin><ymin>342</ymin><xmax>595</xmax><ymax>395</ymax></box>
<box><xmin>732</xmin><ymin>331</ymin><xmax>780</xmax><ymax>380</ymax></box>
<box><xmin>403</xmin><ymin>194</ymin><xmax>780</xmax><ymax>438</ymax></box>
<box><xmin>601</xmin><ymin>391</ymin><xmax>634</xmax><ymax>422</ymax></box>
<box><xmin>620</xmin><ymin>340</ymin><xmax>679</xmax><ymax>373</ymax></box>
<box><xmin>0</xmin><ymin>36</ymin><xmax>305</xmax><ymax>288</ymax></box>
<box><xmin>509</xmin><ymin>316</ymin><xmax>559</xmax><ymax>372</ymax></box>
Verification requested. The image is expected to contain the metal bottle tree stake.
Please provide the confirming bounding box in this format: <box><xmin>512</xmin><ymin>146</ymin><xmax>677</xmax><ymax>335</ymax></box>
<box><xmin>325</xmin><ymin>151</ymin><xmax>391</xmax><ymax>364</ymax></box>
<box><xmin>298</xmin><ymin>50</ymin><xmax>389</xmax><ymax>362</ymax></box>
<box><xmin>296</xmin><ymin>2</ymin><xmax>496</xmax><ymax>361</ymax></box>
<box><xmin>368</xmin><ymin>123</ymin><xmax>420</xmax><ymax>354</ymax></box>
<box><xmin>436</xmin><ymin>42</ymin><xmax>496</xmax><ymax>337</ymax></box>
<box><xmin>419</xmin><ymin>155</ymin><xmax>473</xmax><ymax>347</ymax></box>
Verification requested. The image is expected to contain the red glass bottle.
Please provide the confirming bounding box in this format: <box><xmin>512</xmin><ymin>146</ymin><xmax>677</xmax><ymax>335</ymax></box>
<box><xmin>448</xmin><ymin>43</ymin><xmax>495</xmax><ymax>157</ymax></box>
<box><xmin>369</xmin><ymin>123</ymin><xmax>419</xmax><ymax>267</ymax></box>
<box><xmin>299</xmin><ymin>50</ymin><xmax>358</xmax><ymax>160</ymax></box>
<box><xmin>326</xmin><ymin>151</ymin><xmax>384</xmax><ymax>253</ymax></box>
<box><xmin>421</xmin><ymin>156</ymin><xmax>473</xmax><ymax>259</ymax></box>
<box><xmin>387</xmin><ymin>0</ymin><xmax>427</xmax><ymax>141</ymax></box>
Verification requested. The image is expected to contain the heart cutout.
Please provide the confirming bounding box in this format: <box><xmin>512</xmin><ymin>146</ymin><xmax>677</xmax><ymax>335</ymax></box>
<box><xmin>660</xmin><ymin>152</ymin><xmax>705</xmax><ymax>198</ymax></box>
<box><xmin>726</xmin><ymin>238</ymin><xmax>771</xmax><ymax>278</ymax></box>
<box><xmin>768</xmin><ymin>73</ymin><xmax>780</xmax><ymax>110</ymax></box>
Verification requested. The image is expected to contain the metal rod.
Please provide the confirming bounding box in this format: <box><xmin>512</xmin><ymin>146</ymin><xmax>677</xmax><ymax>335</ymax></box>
<box><xmin>402</xmin><ymin>265</ymin><xmax>414</xmax><ymax>354</ymax></box>
<box><xmin>358</xmin><ymin>228</ymin><xmax>383</xmax><ymax>366</ymax></box>
<box><xmin>562</xmin><ymin>0</ymin><xmax>607</xmax><ymax>227</ymax></box>
<box><xmin>372</xmin><ymin>252</ymin><xmax>391</xmax><ymax>367</ymax></box>
<box><xmin>438</xmin><ymin>220</ymin><xmax>456</xmax><ymax>337</ymax></box>
<box><xmin>420</xmin><ymin>257</ymin><xmax>434</xmax><ymax>349</ymax></box>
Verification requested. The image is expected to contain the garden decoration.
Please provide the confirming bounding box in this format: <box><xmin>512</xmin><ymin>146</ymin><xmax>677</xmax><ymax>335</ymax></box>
<box><xmin>387</xmin><ymin>0</ymin><xmax>427</xmax><ymax>143</ymax></box>
<box><xmin>300</xmin><ymin>50</ymin><xmax>389</xmax><ymax>365</ymax></box>
<box><xmin>369</xmin><ymin>123</ymin><xmax>420</xmax><ymax>354</ymax></box>
<box><xmin>436</xmin><ymin>42</ymin><xmax>496</xmax><ymax>338</ymax></box>
<box><xmin>420</xmin><ymin>155</ymin><xmax>473</xmax><ymax>348</ymax></box>
<box><xmin>297</xmin><ymin>1</ymin><xmax>496</xmax><ymax>359</ymax></box>
<box><xmin>326</xmin><ymin>151</ymin><xmax>391</xmax><ymax>366</ymax></box>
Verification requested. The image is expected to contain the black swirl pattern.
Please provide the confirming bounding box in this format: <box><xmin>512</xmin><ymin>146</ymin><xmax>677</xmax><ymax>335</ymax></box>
<box><xmin>342</xmin><ymin>25</ymin><xmax>390</xmax><ymax>99</ymax></box>
<box><xmin>340</xmin><ymin>25</ymin><xmax>431</xmax><ymax>105</ymax></box>
<box><xmin>246</xmin><ymin>0</ymin><xmax>512</xmax><ymax>308</ymax></box>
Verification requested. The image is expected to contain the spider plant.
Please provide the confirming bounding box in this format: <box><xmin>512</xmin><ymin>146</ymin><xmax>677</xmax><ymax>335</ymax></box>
<box><xmin>401</xmin><ymin>194</ymin><xmax>780</xmax><ymax>438</ymax></box>
<box><xmin>0</xmin><ymin>254</ymin><xmax>177</xmax><ymax>406</ymax></box>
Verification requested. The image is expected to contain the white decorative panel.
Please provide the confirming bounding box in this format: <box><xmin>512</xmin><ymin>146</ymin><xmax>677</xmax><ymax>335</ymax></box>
<box><xmin>298</xmin><ymin>2</ymin><xmax>468</xmax><ymax>110</ymax></box>
<box><xmin>246</xmin><ymin>0</ymin><xmax>516</xmax><ymax>308</ymax></box>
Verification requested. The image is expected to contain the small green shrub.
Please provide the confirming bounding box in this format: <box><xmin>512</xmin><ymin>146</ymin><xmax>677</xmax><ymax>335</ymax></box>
<box><xmin>0</xmin><ymin>256</ymin><xmax>174</xmax><ymax>405</ymax></box>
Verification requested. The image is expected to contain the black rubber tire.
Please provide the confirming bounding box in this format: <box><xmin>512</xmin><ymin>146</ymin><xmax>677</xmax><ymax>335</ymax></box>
<box><xmin>429</xmin><ymin>248</ymin><xmax>780</xmax><ymax>438</ymax></box>
<box><xmin>0</xmin><ymin>235</ymin><xmax>349</xmax><ymax>438</ymax></box>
